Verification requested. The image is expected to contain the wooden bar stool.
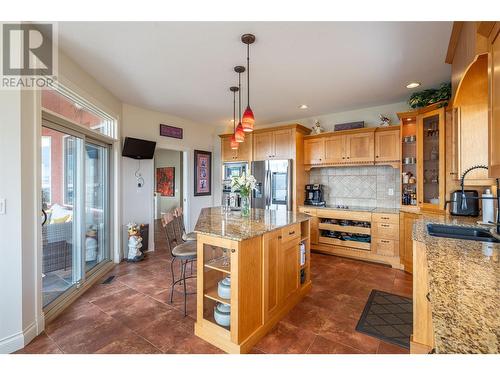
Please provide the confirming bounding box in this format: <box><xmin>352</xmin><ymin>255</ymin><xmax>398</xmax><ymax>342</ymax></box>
<box><xmin>161</xmin><ymin>212</ymin><xmax>197</xmax><ymax>316</ymax></box>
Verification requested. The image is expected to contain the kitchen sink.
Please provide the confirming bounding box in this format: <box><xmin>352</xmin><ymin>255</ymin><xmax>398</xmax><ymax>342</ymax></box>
<box><xmin>427</xmin><ymin>223</ymin><xmax>500</xmax><ymax>243</ymax></box>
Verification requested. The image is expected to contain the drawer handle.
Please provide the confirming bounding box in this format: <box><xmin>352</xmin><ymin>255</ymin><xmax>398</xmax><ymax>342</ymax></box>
<box><xmin>426</xmin><ymin>293</ymin><xmax>431</xmax><ymax>302</ymax></box>
<box><xmin>381</xmin><ymin>224</ymin><xmax>390</xmax><ymax>228</ymax></box>
<box><xmin>381</xmin><ymin>240</ymin><xmax>390</xmax><ymax>243</ymax></box>
<box><xmin>278</xmin><ymin>235</ymin><xmax>282</xmax><ymax>239</ymax></box>
<box><xmin>381</xmin><ymin>216</ymin><xmax>390</xmax><ymax>220</ymax></box>
<box><xmin>289</xmin><ymin>230</ymin><xmax>296</xmax><ymax>235</ymax></box>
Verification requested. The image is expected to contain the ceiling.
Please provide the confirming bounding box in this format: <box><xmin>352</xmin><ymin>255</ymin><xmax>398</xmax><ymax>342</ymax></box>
<box><xmin>58</xmin><ymin>22</ymin><xmax>452</xmax><ymax>127</ymax></box>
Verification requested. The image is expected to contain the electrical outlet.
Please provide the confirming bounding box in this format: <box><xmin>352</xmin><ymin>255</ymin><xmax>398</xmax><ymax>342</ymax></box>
<box><xmin>0</xmin><ymin>198</ymin><xmax>5</xmax><ymax>214</ymax></box>
<box><xmin>388</xmin><ymin>188</ymin><xmax>394</xmax><ymax>196</ymax></box>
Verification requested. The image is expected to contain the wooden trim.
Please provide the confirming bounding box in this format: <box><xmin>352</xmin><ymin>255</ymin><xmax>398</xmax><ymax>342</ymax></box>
<box><xmin>311</xmin><ymin>246</ymin><xmax>402</xmax><ymax>269</ymax></box>
<box><xmin>477</xmin><ymin>21</ymin><xmax>497</xmax><ymax>38</ymax></box>
<box><xmin>445</xmin><ymin>22</ymin><xmax>464</xmax><ymax>64</ymax></box>
<box><xmin>304</xmin><ymin>126</ymin><xmax>376</xmax><ymax>140</ymax></box>
<box><xmin>251</xmin><ymin>123</ymin><xmax>311</xmax><ymax>135</ymax></box>
<box><xmin>397</xmin><ymin>102</ymin><xmax>449</xmax><ymax>121</ymax></box>
<box><xmin>374</xmin><ymin>125</ymin><xmax>401</xmax><ymax>132</ymax></box>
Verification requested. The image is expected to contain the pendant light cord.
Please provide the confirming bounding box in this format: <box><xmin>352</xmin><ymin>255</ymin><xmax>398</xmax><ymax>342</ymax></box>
<box><xmin>247</xmin><ymin>44</ymin><xmax>250</xmax><ymax>107</ymax></box>
<box><xmin>233</xmin><ymin>90</ymin><xmax>236</xmax><ymax>132</ymax></box>
<box><xmin>238</xmin><ymin>72</ymin><xmax>242</xmax><ymax>121</ymax></box>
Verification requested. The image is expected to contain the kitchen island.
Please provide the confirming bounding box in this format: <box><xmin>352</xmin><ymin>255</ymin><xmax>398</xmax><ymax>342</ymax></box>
<box><xmin>193</xmin><ymin>207</ymin><xmax>311</xmax><ymax>354</ymax></box>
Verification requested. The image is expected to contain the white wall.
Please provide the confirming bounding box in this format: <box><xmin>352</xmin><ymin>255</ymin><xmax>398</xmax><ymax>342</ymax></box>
<box><xmin>154</xmin><ymin>149</ymin><xmax>183</xmax><ymax>216</ymax></box>
<box><xmin>121</xmin><ymin>104</ymin><xmax>220</xmax><ymax>248</ymax></box>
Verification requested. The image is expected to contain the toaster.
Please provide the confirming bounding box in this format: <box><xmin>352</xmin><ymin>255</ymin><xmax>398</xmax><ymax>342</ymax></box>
<box><xmin>449</xmin><ymin>190</ymin><xmax>480</xmax><ymax>216</ymax></box>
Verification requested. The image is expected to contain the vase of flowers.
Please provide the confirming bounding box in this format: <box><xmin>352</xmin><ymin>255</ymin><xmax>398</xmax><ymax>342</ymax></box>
<box><xmin>231</xmin><ymin>172</ymin><xmax>256</xmax><ymax>217</ymax></box>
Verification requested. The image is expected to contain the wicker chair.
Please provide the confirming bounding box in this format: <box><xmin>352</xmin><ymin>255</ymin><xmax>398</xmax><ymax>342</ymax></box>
<box><xmin>162</xmin><ymin>212</ymin><xmax>197</xmax><ymax>316</ymax></box>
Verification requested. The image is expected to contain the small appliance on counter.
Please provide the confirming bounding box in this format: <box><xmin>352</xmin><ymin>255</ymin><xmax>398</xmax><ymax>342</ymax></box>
<box><xmin>221</xmin><ymin>161</ymin><xmax>248</xmax><ymax>210</ymax></box>
<box><xmin>304</xmin><ymin>184</ymin><xmax>326</xmax><ymax>206</ymax></box>
<box><xmin>448</xmin><ymin>190</ymin><xmax>480</xmax><ymax>216</ymax></box>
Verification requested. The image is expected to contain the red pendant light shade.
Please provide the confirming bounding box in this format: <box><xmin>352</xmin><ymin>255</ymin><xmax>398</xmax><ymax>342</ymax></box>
<box><xmin>242</xmin><ymin>34</ymin><xmax>256</xmax><ymax>132</ymax></box>
<box><xmin>235</xmin><ymin>122</ymin><xmax>245</xmax><ymax>142</ymax></box>
<box><xmin>242</xmin><ymin>106</ymin><xmax>255</xmax><ymax>132</ymax></box>
<box><xmin>230</xmin><ymin>134</ymin><xmax>239</xmax><ymax>150</ymax></box>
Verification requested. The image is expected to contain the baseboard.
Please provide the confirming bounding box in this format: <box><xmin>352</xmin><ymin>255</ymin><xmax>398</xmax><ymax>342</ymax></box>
<box><xmin>0</xmin><ymin>320</ymin><xmax>38</xmax><ymax>354</ymax></box>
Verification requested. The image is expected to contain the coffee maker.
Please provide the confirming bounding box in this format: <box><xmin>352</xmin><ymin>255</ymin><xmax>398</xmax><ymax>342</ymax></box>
<box><xmin>304</xmin><ymin>184</ymin><xmax>326</xmax><ymax>206</ymax></box>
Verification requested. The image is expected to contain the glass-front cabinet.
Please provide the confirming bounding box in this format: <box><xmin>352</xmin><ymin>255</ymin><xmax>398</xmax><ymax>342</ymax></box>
<box><xmin>399</xmin><ymin>105</ymin><xmax>446</xmax><ymax>211</ymax></box>
<box><xmin>417</xmin><ymin>108</ymin><xmax>445</xmax><ymax>211</ymax></box>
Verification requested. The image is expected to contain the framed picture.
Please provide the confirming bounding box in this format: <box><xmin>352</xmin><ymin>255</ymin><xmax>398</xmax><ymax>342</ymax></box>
<box><xmin>159</xmin><ymin>124</ymin><xmax>183</xmax><ymax>139</ymax></box>
<box><xmin>194</xmin><ymin>150</ymin><xmax>212</xmax><ymax>196</ymax></box>
<box><xmin>156</xmin><ymin>167</ymin><xmax>175</xmax><ymax>197</ymax></box>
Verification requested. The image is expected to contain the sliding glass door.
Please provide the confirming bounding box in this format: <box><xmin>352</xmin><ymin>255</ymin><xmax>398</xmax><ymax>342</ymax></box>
<box><xmin>41</xmin><ymin>124</ymin><xmax>111</xmax><ymax>308</ymax></box>
<box><xmin>85</xmin><ymin>142</ymin><xmax>109</xmax><ymax>272</ymax></box>
<box><xmin>41</xmin><ymin>126</ymin><xmax>83</xmax><ymax>307</ymax></box>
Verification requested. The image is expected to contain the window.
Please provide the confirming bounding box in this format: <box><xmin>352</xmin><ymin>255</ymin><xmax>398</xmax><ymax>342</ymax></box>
<box><xmin>42</xmin><ymin>86</ymin><xmax>116</xmax><ymax>138</ymax></box>
<box><xmin>63</xmin><ymin>136</ymin><xmax>76</xmax><ymax>206</ymax></box>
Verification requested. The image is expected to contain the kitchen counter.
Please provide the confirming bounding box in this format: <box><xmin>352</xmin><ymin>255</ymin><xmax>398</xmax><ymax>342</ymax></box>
<box><xmin>194</xmin><ymin>206</ymin><xmax>310</xmax><ymax>241</ymax></box>
<box><xmin>413</xmin><ymin>214</ymin><xmax>499</xmax><ymax>353</ymax></box>
<box><xmin>300</xmin><ymin>205</ymin><xmax>400</xmax><ymax>215</ymax></box>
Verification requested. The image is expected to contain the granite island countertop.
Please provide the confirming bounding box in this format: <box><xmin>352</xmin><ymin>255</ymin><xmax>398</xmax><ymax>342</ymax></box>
<box><xmin>413</xmin><ymin>214</ymin><xmax>499</xmax><ymax>353</ymax></box>
<box><xmin>194</xmin><ymin>207</ymin><xmax>310</xmax><ymax>241</ymax></box>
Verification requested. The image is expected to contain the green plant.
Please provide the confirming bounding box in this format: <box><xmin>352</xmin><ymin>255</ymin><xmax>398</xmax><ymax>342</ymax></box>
<box><xmin>408</xmin><ymin>82</ymin><xmax>451</xmax><ymax>109</ymax></box>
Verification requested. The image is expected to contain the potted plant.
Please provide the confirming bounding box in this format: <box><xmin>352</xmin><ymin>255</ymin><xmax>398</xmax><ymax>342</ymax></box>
<box><xmin>231</xmin><ymin>172</ymin><xmax>256</xmax><ymax>217</ymax></box>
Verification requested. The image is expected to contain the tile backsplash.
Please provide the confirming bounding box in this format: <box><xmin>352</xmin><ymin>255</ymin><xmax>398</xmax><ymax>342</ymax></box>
<box><xmin>309</xmin><ymin>165</ymin><xmax>401</xmax><ymax>208</ymax></box>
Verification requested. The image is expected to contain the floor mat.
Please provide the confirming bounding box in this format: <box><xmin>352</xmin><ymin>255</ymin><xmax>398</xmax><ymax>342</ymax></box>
<box><xmin>355</xmin><ymin>289</ymin><xmax>412</xmax><ymax>349</ymax></box>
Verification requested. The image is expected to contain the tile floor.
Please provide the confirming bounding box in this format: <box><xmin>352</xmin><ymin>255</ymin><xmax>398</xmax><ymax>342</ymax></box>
<box><xmin>18</xmin><ymin>221</ymin><xmax>412</xmax><ymax>354</ymax></box>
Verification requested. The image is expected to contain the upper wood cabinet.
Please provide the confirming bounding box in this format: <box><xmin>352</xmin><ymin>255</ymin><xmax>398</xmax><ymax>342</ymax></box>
<box><xmin>220</xmin><ymin>134</ymin><xmax>252</xmax><ymax>162</ymax></box>
<box><xmin>253</xmin><ymin>128</ymin><xmax>293</xmax><ymax>160</ymax></box>
<box><xmin>303</xmin><ymin>127</ymin><xmax>400</xmax><ymax>168</ymax></box>
<box><xmin>375</xmin><ymin>128</ymin><xmax>400</xmax><ymax>163</ymax></box>
<box><xmin>324</xmin><ymin>135</ymin><xmax>345</xmax><ymax>164</ymax></box>
<box><xmin>304</xmin><ymin>137</ymin><xmax>325</xmax><ymax>164</ymax></box>
<box><xmin>489</xmin><ymin>23</ymin><xmax>500</xmax><ymax>178</ymax></box>
<box><xmin>345</xmin><ymin>131</ymin><xmax>374</xmax><ymax>163</ymax></box>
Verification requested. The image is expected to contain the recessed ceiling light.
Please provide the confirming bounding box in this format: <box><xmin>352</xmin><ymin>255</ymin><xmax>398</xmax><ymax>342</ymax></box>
<box><xmin>406</xmin><ymin>82</ymin><xmax>421</xmax><ymax>89</ymax></box>
<box><xmin>299</xmin><ymin>104</ymin><xmax>308</xmax><ymax>109</ymax></box>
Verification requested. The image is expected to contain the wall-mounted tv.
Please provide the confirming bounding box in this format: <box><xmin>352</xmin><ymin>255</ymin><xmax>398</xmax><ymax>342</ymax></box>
<box><xmin>122</xmin><ymin>137</ymin><xmax>156</xmax><ymax>159</ymax></box>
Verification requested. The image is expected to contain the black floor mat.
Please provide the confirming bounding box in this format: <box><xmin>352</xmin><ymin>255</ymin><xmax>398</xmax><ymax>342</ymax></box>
<box><xmin>355</xmin><ymin>289</ymin><xmax>412</xmax><ymax>349</ymax></box>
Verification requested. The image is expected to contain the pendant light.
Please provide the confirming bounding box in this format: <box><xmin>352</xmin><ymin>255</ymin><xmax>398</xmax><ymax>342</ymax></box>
<box><xmin>230</xmin><ymin>86</ymin><xmax>239</xmax><ymax>150</ymax></box>
<box><xmin>234</xmin><ymin>65</ymin><xmax>245</xmax><ymax>143</ymax></box>
<box><xmin>241</xmin><ymin>34</ymin><xmax>256</xmax><ymax>132</ymax></box>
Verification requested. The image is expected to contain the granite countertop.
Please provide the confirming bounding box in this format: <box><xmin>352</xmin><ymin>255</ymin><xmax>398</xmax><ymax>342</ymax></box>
<box><xmin>413</xmin><ymin>214</ymin><xmax>499</xmax><ymax>353</ymax></box>
<box><xmin>300</xmin><ymin>205</ymin><xmax>400</xmax><ymax>215</ymax></box>
<box><xmin>194</xmin><ymin>207</ymin><xmax>310</xmax><ymax>241</ymax></box>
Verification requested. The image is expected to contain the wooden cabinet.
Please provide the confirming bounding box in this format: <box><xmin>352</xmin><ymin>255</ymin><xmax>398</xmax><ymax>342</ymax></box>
<box><xmin>253</xmin><ymin>131</ymin><xmax>274</xmax><ymax>161</ymax></box>
<box><xmin>371</xmin><ymin>212</ymin><xmax>400</xmax><ymax>258</ymax></box>
<box><xmin>489</xmin><ymin>23</ymin><xmax>500</xmax><ymax>178</ymax></box>
<box><xmin>411</xmin><ymin>240</ymin><xmax>435</xmax><ymax>354</ymax></box>
<box><xmin>399</xmin><ymin>211</ymin><xmax>421</xmax><ymax>274</ymax></box>
<box><xmin>345</xmin><ymin>132</ymin><xmax>374</xmax><ymax>163</ymax></box>
<box><xmin>263</xmin><ymin>227</ymin><xmax>302</xmax><ymax>322</ymax></box>
<box><xmin>280</xmin><ymin>238</ymin><xmax>300</xmax><ymax>302</ymax></box>
<box><xmin>220</xmin><ymin>134</ymin><xmax>252</xmax><ymax>162</ymax></box>
<box><xmin>375</xmin><ymin>128</ymin><xmax>400</xmax><ymax>164</ymax></box>
<box><xmin>324</xmin><ymin>135</ymin><xmax>346</xmax><ymax>164</ymax></box>
<box><xmin>298</xmin><ymin>207</ymin><xmax>318</xmax><ymax>244</ymax></box>
<box><xmin>304</xmin><ymin>138</ymin><xmax>325</xmax><ymax>164</ymax></box>
<box><xmin>253</xmin><ymin>128</ymin><xmax>293</xmax><ymax>160</ymax></box>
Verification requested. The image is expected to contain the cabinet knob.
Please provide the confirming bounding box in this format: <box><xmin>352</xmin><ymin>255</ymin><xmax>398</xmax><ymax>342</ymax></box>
<box><xmin>376</xmin><ymin>155</ymin><xmax>379</xmax><ymax>158</ymax></box>
<box><xmin>289</xmin><ymin>230</ymin><xmax>295</xmax><ymax>235</ymax></box>
<box><xmin>231</xmin><ymin>249</ymin><xmax>236</xmax><ymax>253</ymax></box>
<box><xmin>426</xmin><ymin>292</ymin><xmax>431</xmax><ymax>302</ymax></box>
<box><xmin>347</xmin><ymin>156</ymin><xmax>350</xmax><ymax>159</ymax></box>
<box><xmin>278</xmin><ymin>235</ymin><xmax>282</xmax><ymax>240</ymax></box>
<box><xmin>342</xmin><ymin>157</ymin><xmax>345</xmax><ymax>159</ymax></box>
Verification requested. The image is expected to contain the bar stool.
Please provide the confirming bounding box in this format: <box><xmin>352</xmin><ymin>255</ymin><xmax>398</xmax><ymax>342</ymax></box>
<box><xmin>174</xmin><ymin>207</ymin><xmax>196</xmax><ymax>241</ymax></box>
<box><xmin>162</xmin><ymin>212</ymin><xmax>197</xmax><ymax>316</ymax></box>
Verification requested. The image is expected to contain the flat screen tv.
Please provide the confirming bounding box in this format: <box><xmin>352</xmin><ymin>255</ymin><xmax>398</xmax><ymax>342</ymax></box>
<box><xmin>122</xmin><ymin>137</ymin><xmax>156</xmax><ymax>159</ymax></box>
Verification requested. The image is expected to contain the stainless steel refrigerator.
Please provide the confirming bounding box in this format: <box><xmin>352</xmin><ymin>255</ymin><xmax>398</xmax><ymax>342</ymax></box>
<box><xmin>251</xmin><ymin>160</ymin><xmax>293</xmax><ymax>211</ymax></box>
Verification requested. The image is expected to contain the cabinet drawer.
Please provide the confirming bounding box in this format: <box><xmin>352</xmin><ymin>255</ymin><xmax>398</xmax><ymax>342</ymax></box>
<box><xmin>298</xmin><ymin>207</ymin><xmax>317</xmax><ymax>216</ymax></box>
<box><xmin>372</xmin><ymin>213</ymin><xmax>399</xmax><ymax>224</ymax></box>
<box><xmin>372</xmin><ymin>238</ymin><xmax>399</xmax><ymax>257</ymax></box>
<box><xmin>281</xmin><ymin>223</ymin><xmax>301</xmax><ymax>243</ymax></box>
<box><xmin>372</xmin><ymin>222</ymin><xmax>399</xmax><ymax>240</ymax></box>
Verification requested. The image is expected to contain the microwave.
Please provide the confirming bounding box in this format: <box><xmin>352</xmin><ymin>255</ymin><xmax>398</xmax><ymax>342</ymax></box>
<box><xmin>223</xmin><ymin>162</ymin><xmax>248</xmax><ymax>182</ymax></box>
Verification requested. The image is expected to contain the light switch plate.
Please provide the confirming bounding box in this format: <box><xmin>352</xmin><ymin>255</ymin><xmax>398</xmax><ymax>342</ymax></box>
<box><xmin>388</xmin><ymin>188</ymin><xmax>394</xmax><ymax>196</ymax></box>
<box><xmin>0</xmin><ymin>198</ymin><xmax>5</xmax><ymax>214</ymax></box>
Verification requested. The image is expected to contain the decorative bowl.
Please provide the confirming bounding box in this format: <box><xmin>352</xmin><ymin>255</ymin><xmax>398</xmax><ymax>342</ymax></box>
<box><xmin>217</xmin><ymin>276</ymin><xmax>231</xmax><ymax>299</ymax></box>
<box><xmin>214</xmin><ymin>303</ymin><xmax>231</xmax><ymax>327</ymax></box>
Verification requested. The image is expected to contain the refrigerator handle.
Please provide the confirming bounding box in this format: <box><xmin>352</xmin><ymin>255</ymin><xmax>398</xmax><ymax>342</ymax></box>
<box><xmin>265</xmin><ymin>169</ymin><xmax>271</xmax><ymax>208</ymax></box>
<box><xmin>287</xmin><ymin>161</ymin><xmax>293</xmax><ymax>211</ymax></box>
